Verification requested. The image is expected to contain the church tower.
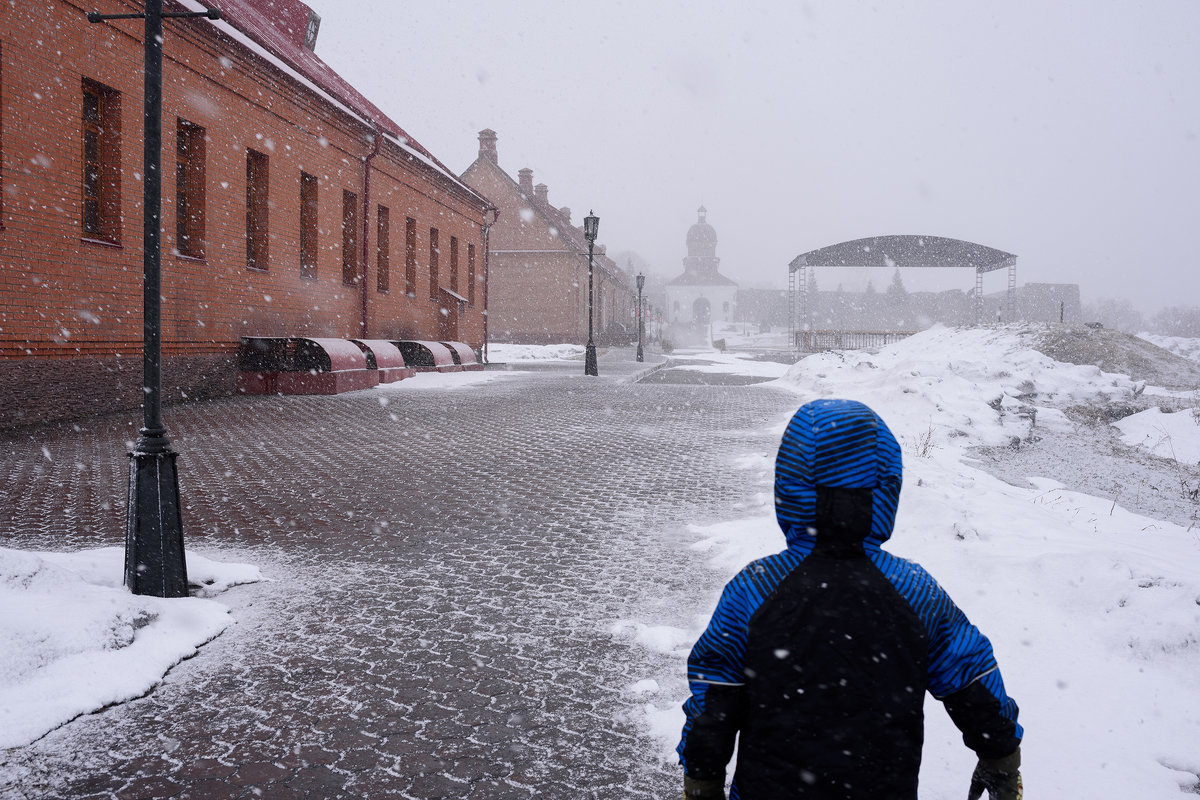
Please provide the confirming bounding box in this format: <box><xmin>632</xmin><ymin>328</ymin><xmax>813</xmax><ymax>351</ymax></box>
<box><xmin>665</xmin><ymin>206</ymin><xmax>738</xmax><ymax>343</ymax></box>
<box><xmin>683</xmin><ymin>205</ymin><xmax>721</xmax><ymax>277</ymax></box>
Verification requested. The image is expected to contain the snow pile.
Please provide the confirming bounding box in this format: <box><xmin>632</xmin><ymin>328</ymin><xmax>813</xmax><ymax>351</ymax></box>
<box><xmin>488</xmin><ymin>343</ymin><xmax>585</xmax><ymax>361</ymax></box>
<box><xmin>774</xmin><ymin>324</ymin><xmax>1139</xmax><ymax>453</ymax></box>
<box><xmin>0</xmin><ymin>548</ymin><xmax>260</xmax><ymax>748</ymax></box>
<box><xmin>1138</xmin><ymin>332</ymin><xmax>1200</xmax><ymax>365</ymax></box>
<box><xmin>1115</xmin><ymin>406</ymin><xmax>1200</xmax><ymax>465</ymax></box>
<box><xmin>375</xmin><ymin>370</ymin><xmax>508</xmax><ymax>393</ymax></box>
<box><xmin>624</xmin><ymin>325</ymin><xmax>1200</xmax><ymax>798</ymax></box>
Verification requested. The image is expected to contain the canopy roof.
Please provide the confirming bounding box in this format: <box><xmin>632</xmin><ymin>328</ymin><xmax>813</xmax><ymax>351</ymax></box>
<box><xmin>790</xmin><ymin>235</ymin><xmax>1016</xmax><ymax>273</ymax></box>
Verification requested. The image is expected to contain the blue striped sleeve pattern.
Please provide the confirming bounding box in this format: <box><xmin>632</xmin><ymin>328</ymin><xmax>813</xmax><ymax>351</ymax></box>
<box><xmin>685</xmin><ymin>545</ymin><xmax>811</xmax><ymax>685</ymax></box>
<box><xmin>678</xmin><ymin>543</ymin><xmax>812</xmax><ymax>765</ymax></box>
<box><xmin>869</xmin><ymin>548</ymin><xmax>1022</xmax><ymax>737</ymax></box>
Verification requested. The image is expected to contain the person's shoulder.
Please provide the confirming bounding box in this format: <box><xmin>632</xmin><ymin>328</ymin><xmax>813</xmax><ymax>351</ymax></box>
<box><xmin>723</xmin><ymin>547</ymin><xmax>808</xmax><ymax>598</ymax></box>
<box><xmin>870</xmin><ymin>549</ymin><xmax>951</xmax><ymax>601</ymax></box>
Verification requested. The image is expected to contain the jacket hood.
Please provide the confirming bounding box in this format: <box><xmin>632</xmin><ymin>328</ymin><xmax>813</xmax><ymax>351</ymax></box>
<box><xmin>774</xmin><ymin>399</ymin><xmax>903</xmax><ymax>550</ymax></box>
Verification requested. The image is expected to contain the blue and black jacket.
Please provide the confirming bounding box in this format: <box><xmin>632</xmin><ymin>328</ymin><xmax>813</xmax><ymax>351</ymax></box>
<box><xmin>678</xmin><ymin>399</ymin><xmax>1021</xmax><ymax>799</ymax></box>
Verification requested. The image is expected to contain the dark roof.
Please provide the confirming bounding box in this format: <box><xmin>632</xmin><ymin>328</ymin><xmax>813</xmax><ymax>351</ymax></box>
<box><xmin>790</xmin><ymin>235</ymin><xmax>1016</xmax><ymax>273</ymax></box>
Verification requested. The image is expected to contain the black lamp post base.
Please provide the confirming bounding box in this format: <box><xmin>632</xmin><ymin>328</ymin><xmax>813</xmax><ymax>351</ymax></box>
<box><xmin>636</xmin><ymin>343</ymin><xmax>644</xmax><ymax>362</ymax></box>
<box><xmin>585</xmin><ymin>342</ymin><xmax>599</xmax><ymax>376</ymax></box>
<box><xmin>125</xmin><ymin>447</ymin><xmax>189</xmax><ymax>597</ymax></box>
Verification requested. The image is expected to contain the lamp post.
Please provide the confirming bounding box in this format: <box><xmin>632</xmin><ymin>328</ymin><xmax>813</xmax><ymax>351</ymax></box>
<box><xmin>583</xmin><ymin>211</ymin><xmax>599</xmax><ymax>376</ymax></box>
<box><xmin>481</xmin><ymin>206</ymin><xmax>498</xmax><ymax>363</ymax></box>
<box><xmin>635</xmin><ymin>273</ymin><xmax>645</xmax><ymax>362</ymax></box>
<box><xmin>88</xmin><ymin>1</ymin><xmax>220</xmax><ymax>597</ymax></box>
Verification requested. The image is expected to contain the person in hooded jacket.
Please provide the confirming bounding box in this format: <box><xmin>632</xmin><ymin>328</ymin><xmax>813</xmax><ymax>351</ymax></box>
<box><xmin>677</xmin><ymin>399</ymin><xmax>1023</xmax><ymax>800</ymax></box>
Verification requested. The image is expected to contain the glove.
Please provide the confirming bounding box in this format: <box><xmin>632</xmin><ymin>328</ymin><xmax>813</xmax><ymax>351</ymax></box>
<box><xmin>967</xmin><ymin>747</ymin><xmax>1022</xmax><ymax>800</ymax></box>
<box><xmin>683</xmin><ymin>774</ymin><xmax>726</xmax><ymax>800</ymax></box>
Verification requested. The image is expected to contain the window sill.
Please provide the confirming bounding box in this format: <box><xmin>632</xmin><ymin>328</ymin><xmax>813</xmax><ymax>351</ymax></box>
<box><xmin>81</xmin><ymin>236</ymin><xmax>121</xmax><ymax>249</ymax></box>
<box><xmin>175</xmin><ymin>252</ymin><xmax>206</xmax><ymax>264</ymax></box>
<box><xmin>247</xmin><ymin>265</ymin><xmax>268</xmax><ymax>273</ymax></box>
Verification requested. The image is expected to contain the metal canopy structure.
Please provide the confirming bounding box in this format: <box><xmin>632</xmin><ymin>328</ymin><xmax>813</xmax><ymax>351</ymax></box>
<box><xmin>788</xmin><ymin>235</ymin><xmax>1018</xmax><ymax>345</ymax></box>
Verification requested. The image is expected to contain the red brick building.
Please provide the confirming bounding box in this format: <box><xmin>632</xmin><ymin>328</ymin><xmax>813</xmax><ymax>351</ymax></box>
<box><xmin>0</xmin><ymin>0</ymin><xmax>495</xmax><ymax>428</ymax></box>
<box><xmin>460</xmin><ymin>130</ymin><xmax>632</xmax><ymax>345</ymax></box>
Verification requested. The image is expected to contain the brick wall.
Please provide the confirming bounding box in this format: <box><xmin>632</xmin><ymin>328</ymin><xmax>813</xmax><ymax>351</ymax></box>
<box><xmin>0</xmin><ymin>0</ymin><xmax>490</xmax><ymax>428</ymax></box>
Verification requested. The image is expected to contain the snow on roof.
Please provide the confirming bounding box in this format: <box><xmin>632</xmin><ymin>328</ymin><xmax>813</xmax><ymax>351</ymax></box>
<box><xmin>176</xmin><ymin>0</ymin><xmax>482</xmax><ymax>200</ymax></box>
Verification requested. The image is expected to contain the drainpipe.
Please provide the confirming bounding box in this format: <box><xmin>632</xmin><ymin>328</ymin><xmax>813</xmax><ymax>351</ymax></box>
<box><xmin>360</xmin><ymin>128</ymin><xmax>382</xmax><ymax>338</ymax></box>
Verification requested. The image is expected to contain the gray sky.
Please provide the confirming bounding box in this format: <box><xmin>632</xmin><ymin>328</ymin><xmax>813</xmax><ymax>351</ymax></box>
<box><xmin>306</xmin><ymin>0</ymin><xmax>1199</xmax><ymax>314</ymax></box>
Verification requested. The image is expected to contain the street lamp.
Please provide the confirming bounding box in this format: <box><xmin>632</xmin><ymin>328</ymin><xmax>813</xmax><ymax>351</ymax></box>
<box><xmin>583</xmin><ymin>211</ymin><xmax>599</xmax><ymax>376</ymax></box>
<box><xmin>636</xmin><ymin>273</ymin><xmax>645</xmax><ymax>362</ymax></box>
<box><xmin>88</xmin><ymin>1</ymin><xmax>220</xmax><ymax>597</ymax></box>
<box><xmin>481</xmin><ymin>206</ymin><xmax>499</xmax><ymax>363</ymax></box>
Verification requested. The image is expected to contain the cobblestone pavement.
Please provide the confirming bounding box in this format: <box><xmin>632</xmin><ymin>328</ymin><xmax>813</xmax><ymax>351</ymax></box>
<box><xmin>0</xmin><ymin>352</ymin><xmax>798</xmax><ymax>799</ymax></box>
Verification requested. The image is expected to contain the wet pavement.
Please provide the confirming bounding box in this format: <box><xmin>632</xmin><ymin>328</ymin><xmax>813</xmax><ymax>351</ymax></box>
<box><xmin>0</xmin><ymin>350</ymin><xmax>798</xmax><ymax>799</ymax></box>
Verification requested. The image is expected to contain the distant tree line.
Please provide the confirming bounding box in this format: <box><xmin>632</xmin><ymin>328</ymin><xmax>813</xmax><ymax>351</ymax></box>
<box><xmin>1083</xmin><ymin>299</ymin><xmax>1200</xmax><ymax>337</ymax></box>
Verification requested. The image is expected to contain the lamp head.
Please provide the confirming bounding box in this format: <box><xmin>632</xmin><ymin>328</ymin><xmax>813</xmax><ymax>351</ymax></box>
<box><xmin>583</xmin><ymin>210</ymin><xmax>599</xmax><ymax>243</ymax></box>
<box><xmin>636</xmin><ymin>273</ymin><xmax>645</xmax><ymax>291</ymax></box>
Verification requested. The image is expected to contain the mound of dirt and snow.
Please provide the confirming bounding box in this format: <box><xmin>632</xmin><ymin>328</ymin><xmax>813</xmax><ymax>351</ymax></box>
<box><xmin>973</xmin><ymin>324</ymin><xmax>1200</xmax><ymax>529</ymax></box>
<box><xmin>771</xmin><ymin>323</ymin><xmax>1199</xmax><ymax>528</ymax></box>
<box><xmin>1031</xmin><ymin>323</ymin><xmax>1200</xmax><ymax>391</ymax></box>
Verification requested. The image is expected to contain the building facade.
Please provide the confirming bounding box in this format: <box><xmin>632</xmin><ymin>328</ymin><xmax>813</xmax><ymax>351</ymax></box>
<box><xmin>665</xmin><ymin>206</ymin><xmax>737</xmax><ymax>344</ymax></box>
<box><xmin>0</xmin><ymin>0</ymin><xmax>494</xmax><ymax>428</ymax></box>
<box><xmin>460</xmin><ymin>130</ymin><xmax>632</xmax><ymax>345</ymax></box>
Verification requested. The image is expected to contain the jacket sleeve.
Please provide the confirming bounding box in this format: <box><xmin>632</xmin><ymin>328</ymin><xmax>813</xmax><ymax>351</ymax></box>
<box><xmin>925</xmin><ymin>578</ymin><xmax>1023</xmax><ymax>758</ymax></box>
<box><xmin>873</xmin><ymin>551</ymin><xmax>1022</xmax><ymax>758</ymax></box>
<box><xmin>677</xmin><ymin>574</ymin><xmax>754</xmax><ymax>780</ymax></box>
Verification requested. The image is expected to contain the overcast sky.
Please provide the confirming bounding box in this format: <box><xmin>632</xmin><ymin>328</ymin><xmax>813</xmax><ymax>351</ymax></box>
<box><xmin>305</xmin><ymin>0</ymin><xmax>1199</xmax><ymax>314</ymax></box>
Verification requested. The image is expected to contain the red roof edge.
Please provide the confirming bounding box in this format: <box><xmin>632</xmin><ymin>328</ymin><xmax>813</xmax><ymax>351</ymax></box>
<box><xmin>190</xmin><ymin>0</ymin><xmax>459</xmax><ymax>177</ymax></box>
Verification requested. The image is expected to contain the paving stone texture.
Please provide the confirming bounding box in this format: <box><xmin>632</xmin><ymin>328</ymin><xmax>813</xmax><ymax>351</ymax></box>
<box><xmin>0</xmin><ymin>353</ymin><xmax>798</xmax><ymax>799</ymax></box>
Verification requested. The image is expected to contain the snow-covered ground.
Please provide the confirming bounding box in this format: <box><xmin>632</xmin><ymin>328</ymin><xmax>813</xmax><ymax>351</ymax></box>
<box><xmin>1139</xmin><ymin>332</ymin><xmax>1200</xmax><ymax>365</ymax></box>
<box><xmin>488</xmin><ymin>342</ymin><xmax>586</xmax><ymax>362</ymax></box>
<box><xmin>619</xmin><ymin>325</ymin><xmax>1200</xmax><ymax>798</ymax></box>
<box><xmin>0</xmin><ymin>549</ymin><xmax>260</xmax><ymax>749</ymax></box>
<box><xmin>3</xmin><ymin>327</ymin><xmax>1199</xmax><ymax>797</ymax></box>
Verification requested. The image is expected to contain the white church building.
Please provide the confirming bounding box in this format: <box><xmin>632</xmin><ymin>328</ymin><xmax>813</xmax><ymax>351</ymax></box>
<box><xmin>665</xmin><ymin>206</ymin><xmax>738</xmax><ymax>343</ymax></box>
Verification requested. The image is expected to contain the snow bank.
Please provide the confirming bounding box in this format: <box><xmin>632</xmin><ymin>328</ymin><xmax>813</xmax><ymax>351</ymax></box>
<box><xmin>1115</xmin><ymin>406</ymin><xmax>1200</xmax><ymax>465</ymax></box>
<box><xmin>374</xmin><ymin>370</ymin><xmax>509</xmax><ymax>392</ymax></box>
<box><xmin>1138</xmin><ymin>332</ymin><xmax>1200</xmax><ymax>365</ymax></box>
<box><xmin>0</xmin><ymin>547</ymin><xmax>260</xmax><ymax>748</ymax></box>
<box><xmin>622</xmin><ymin>326</ymin><xmax>1200</xmax><ymax>798</ymax></box>
<box><xmin>773</xmin><ymin>324</ymin><xmax>1139</xmax><ymax>453</ymax></box>
<box><xmin>487</xmin><ymin>343</ymin><xmax>585</xmax><ymax>362</ymax></box>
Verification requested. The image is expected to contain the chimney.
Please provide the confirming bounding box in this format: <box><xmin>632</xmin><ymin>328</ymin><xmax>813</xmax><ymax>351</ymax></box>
<box><xmin>303</xmin><ymin>10</ymin><xmax>321</xmax><ymax>51</ymax></box>
<box><xmin>478</xmin><ymin>129</ymin><xmax>498</xmax><ymax>162</ymax></box>
<box><xmin>518</xmin><ymin>168</ymin><xmax>533</xmax><ymax>197</ymax></box>
<box><xmin>559</xmin><ymin>207</ymin><xmax>571</xmax><ymax>224</ymax></box>
<box><xmin>534</xmin><ymin>183</ymin><xmax>548</xmax><ymax>206</ymax></box>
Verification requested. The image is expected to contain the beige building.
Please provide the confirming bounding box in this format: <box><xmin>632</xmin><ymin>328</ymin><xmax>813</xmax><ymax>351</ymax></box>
<box><xmin>460</xmin><ymin>130</ymin><xmax>633</xmax><ymax>344</ymax></box>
